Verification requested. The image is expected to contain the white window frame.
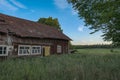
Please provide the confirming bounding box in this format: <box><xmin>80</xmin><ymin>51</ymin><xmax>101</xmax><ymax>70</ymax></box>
<box><xmin>18</xmin><ymin>45</ymin><xmax>31</xmax><ymax>56</ymax></box>
<box><xmin>31</xmin><ymin>46</ymin><xmax>41</xmax><ymax>55</ymax></box>
<box><xmin>0</xmin><ymin>45</ymin><xmax>8</xmax><ymax>56</ymax></box>
<box><xmin>57</xmin><ymin>45</ymin><xmax>62</xmax><ymax>53</ymax></box>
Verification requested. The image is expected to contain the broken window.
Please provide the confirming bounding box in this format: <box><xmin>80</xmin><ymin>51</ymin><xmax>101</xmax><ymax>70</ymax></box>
<box><xmin>18</xmin><ymin>45</ymin><xmax>31</xmax><ymax>55</ymax></box>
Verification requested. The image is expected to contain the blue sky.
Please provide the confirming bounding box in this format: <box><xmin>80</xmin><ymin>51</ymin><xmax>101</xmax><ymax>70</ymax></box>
<box><xmin>0</xmin><ymin>0</ymin><xmax>110</xmax><ymax>45</ymax></box>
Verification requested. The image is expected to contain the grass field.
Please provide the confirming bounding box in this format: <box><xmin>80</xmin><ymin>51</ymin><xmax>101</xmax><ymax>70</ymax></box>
<box><xmin>0</xmin><ymin>48</ymin><xmax>120</xmax><ymax>80</ymax></box>
<box><xmin>77</xmin><ymin>48</ymin><xmax>120</xmax><ymax>54</ymax></box>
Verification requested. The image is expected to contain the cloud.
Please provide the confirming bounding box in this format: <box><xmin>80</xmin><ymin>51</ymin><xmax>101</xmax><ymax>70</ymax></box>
<box><xmin>54</xmin><ymin>0</ymin><xmax>78</xmax><ymax>16</ymax></box>
<box><xmin>78</xmin><ymin>25</ymin><xmax>84</xmax><ymax>32</ymax></box>
<box><xmin>10</xmin><ymin>0</ymin><xmax>27</xmax><ymax>9</ymax></box>
<box><xmin>54</xmin><ymin>0</ymin><xmax>69</xmax><ymax>9</ymax></box>
<box><xmin>0</xmin><ymin>0</ymin><xmax>18</xmax><ymax>11</ymax></box>
<box><xmin>72</xmin><ymin>9</ymin><xmax>78</xmax><ymax>15</ymax></box>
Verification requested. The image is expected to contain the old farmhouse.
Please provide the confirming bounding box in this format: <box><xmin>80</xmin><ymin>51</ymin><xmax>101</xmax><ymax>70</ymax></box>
<box><xmin>0</xmin><ymin>13</ymin><xmax>71</xmax><ymax>57</ymax></box>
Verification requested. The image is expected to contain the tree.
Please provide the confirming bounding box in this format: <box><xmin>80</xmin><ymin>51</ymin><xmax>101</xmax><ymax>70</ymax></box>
<box><xmin>38</xmin><ymin>17</ymin><xmax>62</xmax><ymax>31</ymax></box>
<box><xmin>68</xmin><ymin>0</ymin><xmax>120</xmax><ymax>46</ymax></box>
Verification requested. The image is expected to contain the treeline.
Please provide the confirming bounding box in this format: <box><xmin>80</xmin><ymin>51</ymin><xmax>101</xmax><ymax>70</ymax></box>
<box><xmin>71</xmin><ymin>44</ymin><xmax>119</xmax><ymax>49</ymax></box>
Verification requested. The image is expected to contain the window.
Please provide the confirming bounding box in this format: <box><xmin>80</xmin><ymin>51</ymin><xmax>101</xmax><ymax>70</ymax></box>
<box><xmin>57</xmin><ymin>45</ymin><xmax>62</xmax><ymax>53</ymax></box>
<box><xmin>31</xmin><ymin>46</ymin><xmax>41</xmax><ymax>54</ymax></box>
<box><xmin>18</xmin><ymin>45</ymin><xmax>31</xmax><ymax>55</ymax></box>
<box><xmin>0</xmin><ymin>45</ymin><xmax>8</xmax><ymax>56</ymax></box>
<box><xmin>18</xmin><ymin>45</ymin><xmax>42</xmax><ymax>56</ymax></box>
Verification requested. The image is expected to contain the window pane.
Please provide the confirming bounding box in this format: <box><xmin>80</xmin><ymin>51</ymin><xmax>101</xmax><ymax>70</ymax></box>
<box><xmin>37</xmin><ymin>47</ymin><xmax>40</xmax><ymax>49</ymax></box>
<box><xmin>32</xmin><ymin>50</ymin><xmax>34</xmax><ymax>53</ymax></box>
<box><xmin>0</xmin><ymin>51</ymin><xmax>2</xmax><ymax>54</ymax></box>
<box><xmin>4</xmin><ymin>47</ymin><xmax>6</xmax><ymax>50</ymax></box>
<box><xmin>38</xmin><ymin>50</ymin><xmax>40</xmax><ymax>53</ymax></box>
<box><xmin>19</xmin><ymin>50</ymin><xmax>22</xmax><ymax>54</ymax></box>
<box><xmin>20</xmin><ymin>47</ymin><xmax>24</xmax><ymax>49</ymax></box>
<box><xmin>25</xmin><ymin>47</ymin><xmax>29</xmax><ymax>49</ymax></box>
<box><xmin>33</xmin><ymin>47</ymin><xmax>36</xmax><ymax>49</ymax></box>
<box><xmin>0</xmin><ymin>47</ymin><xmax>2</xmax><ymax>51</ymax></box>
<box><xmin>23</xmin><ymin>50</ymin><xmax>26</xmax><ymax>54</ymax></box>
<box><xmin>35</xmin><ymin>50</ymin><xmax>37</xmax><ymax>53</ymax></box>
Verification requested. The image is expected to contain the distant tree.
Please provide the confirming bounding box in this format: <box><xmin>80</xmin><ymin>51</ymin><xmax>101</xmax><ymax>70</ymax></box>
<box><xmin>68</xmin><ymin>0</ymin><xmax>120</xmax><ymax>46</ymax></box>
<box><xmin>38</xmin><ymin>17</ymin><xmax>62</xmax><ymax>31</ymax></box>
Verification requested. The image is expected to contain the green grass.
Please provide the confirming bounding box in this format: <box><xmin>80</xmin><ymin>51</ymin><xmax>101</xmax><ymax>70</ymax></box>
<box><xmin>0</xmin><ymin>48</ymin><xmax>120</xmax><ymax>80</ymax></box>
<box><xmin>77</xmin><ymin>48</ymin><xmax>120</xmax><ymax>54</ymax></box>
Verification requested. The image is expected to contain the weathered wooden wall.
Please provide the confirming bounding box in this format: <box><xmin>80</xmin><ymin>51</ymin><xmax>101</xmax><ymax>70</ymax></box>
<box><xmin>12</xmin><ymin>36</ymin><xmax>69</xmax><ymax>53</ymax></box>
<box><xmin>0</xmin><ymin>33</ymin><xmax>69</xmax><ymax>56</ymax></box>
<box><xmin>0</xmin><ymin>33</ymin><xmax>7</xmax><ymax>45</ymax></box>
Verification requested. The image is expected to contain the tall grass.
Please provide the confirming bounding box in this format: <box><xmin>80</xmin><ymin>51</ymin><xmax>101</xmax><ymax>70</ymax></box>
<box><xmin>0</xmin><ymin>49</ymin><xmax>120</xmax><ymax>80</ymax></box>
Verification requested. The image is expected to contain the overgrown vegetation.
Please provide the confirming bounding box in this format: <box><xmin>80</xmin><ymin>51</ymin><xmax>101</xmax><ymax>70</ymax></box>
<box><xmin>0</xmin><ymin>49</ymin><xmax>120</xmax><ymax>80</ymax></box>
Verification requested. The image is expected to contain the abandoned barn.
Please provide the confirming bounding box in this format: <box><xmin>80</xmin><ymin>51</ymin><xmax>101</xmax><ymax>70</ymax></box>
<box><xmin>0</xmin><ymin>13</ymin><xmax>71</xmax><ymax>57</ymax></box>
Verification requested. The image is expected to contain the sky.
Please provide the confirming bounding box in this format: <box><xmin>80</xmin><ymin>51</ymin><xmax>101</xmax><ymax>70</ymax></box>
<box><xmin>0</xmin><ymin>0</ymin><xmax>110</xmax><ymax>45</ymax></box>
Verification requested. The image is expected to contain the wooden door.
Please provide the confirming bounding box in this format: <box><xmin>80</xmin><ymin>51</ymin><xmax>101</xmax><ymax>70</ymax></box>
<box><xmin>44</xmin><ymin>46</ymin><xmax>50</xmax><ymax>56</ymax></box>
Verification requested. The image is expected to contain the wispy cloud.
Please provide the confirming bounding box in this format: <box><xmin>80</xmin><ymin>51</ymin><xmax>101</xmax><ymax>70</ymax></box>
<box><xmin>0</xmin><ymin>0</ymin><xmax>27</xmax><ymax>12</ymax></box>
<box><xmin>0</xmin><ymin>0</ymin><xmax>18</xmax><ymax>11</ymax></box>
<box><xmin>78</xmin><ymin>25</ymin><xmax>84</xmax><ymax>32</ymax></box>
<box><xmin>54</xmin><ymin>0</ymin><xmax>69</xmax><ymax>9</ymax></box>
<box><xmin>10</xmin><ymin>0</ymin><xmax>27</xmax><ymax>9</ymax></box>
<box><xmin>54</xmin><ymin>0</ymin><xmax>78</xmax><ymax>16</ymax></box>
<box><xmin>72</xmin><ymin>9</ymin><xmax>78</xmax><ymax>15</ymax></box>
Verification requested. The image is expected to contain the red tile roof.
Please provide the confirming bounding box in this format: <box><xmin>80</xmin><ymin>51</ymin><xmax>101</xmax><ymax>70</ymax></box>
<box><xmin>0</xmin><ymin>13</ymin><xmax>71</xmax><ymax>40</ymax></box>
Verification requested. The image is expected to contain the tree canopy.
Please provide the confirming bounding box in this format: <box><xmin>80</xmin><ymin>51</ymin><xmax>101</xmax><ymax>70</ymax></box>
<box><xmin>68</xmin><ymin>0</ymin><xmax>120</xmax><ymax>46</ymax></box>
<box><xmin>38</xmin><ymin>17</ymin><xmax>62</xmax><ymax>31</ymax></box>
